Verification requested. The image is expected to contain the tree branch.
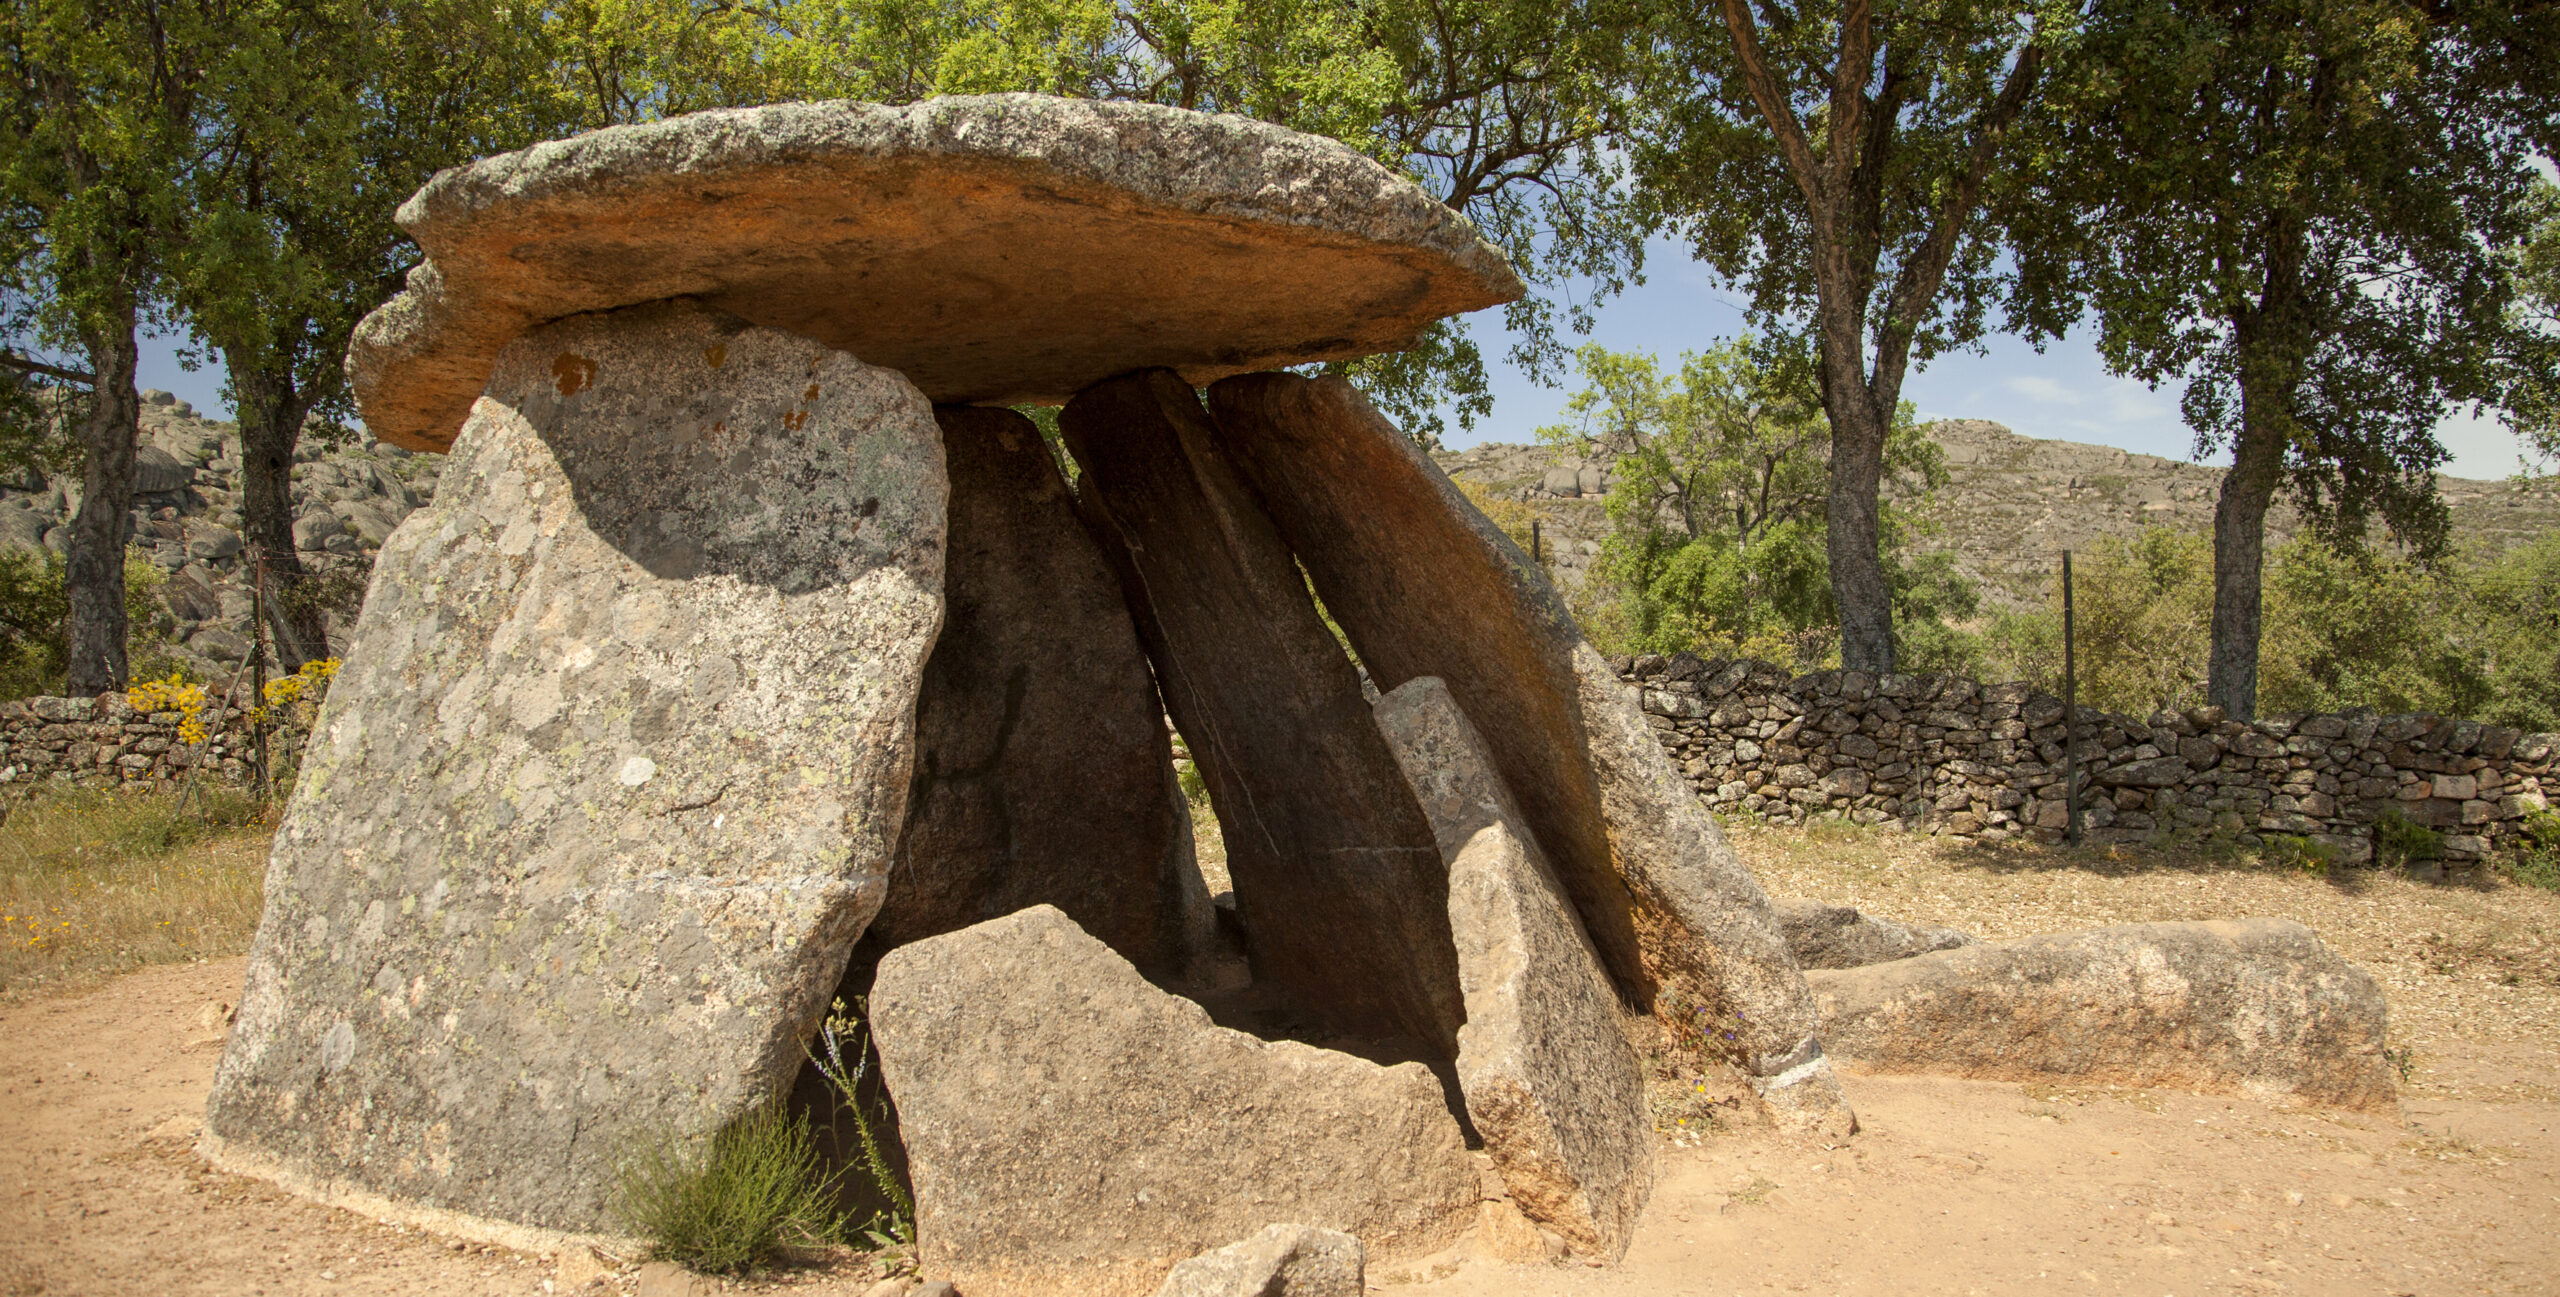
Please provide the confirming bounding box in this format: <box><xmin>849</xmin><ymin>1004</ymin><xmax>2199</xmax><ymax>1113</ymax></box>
<box><xmin>0</xmin><ymin>352</ymin><xmax>95</xmax><ymax>385</ymax></box>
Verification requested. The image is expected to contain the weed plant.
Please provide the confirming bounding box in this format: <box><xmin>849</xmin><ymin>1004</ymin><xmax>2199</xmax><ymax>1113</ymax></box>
<box><xmin>2372</xmin><ymin>806</ymin><xmax>2446</xmax><ymax>872</ymax></box>
<box><xmin>0</xmin><ymin>784</ymin><xmax>270</xmax><ymax>995</ymax></box>
<box><xmin>613</xmin><ymin>1103</ymin><xmax>843</xmax><ymax>1275</ymax></box>
<box><xmin>2507</xmin><ymin>809</ymin><xmax>2560</xmax><ymax>892</ymax></box>
<box><xmin>810</xmin><ymin>997</ymin><xmax>917</xmax><ymax>1267</ymax></box>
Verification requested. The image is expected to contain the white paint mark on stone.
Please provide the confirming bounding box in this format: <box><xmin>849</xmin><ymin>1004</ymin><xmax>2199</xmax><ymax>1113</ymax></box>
<box><xmin>618</xmin><ymin>756</ymin><xmax>658</xmax><ymax>787</ymax></box>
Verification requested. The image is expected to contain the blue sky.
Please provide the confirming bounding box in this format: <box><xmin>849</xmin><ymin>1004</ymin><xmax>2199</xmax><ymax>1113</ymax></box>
<box><xmin>1446</xmin><ymin>239</ymin><xmax>2544</xmax><ymax>480</ymax></box>
<box><xmin>129</xmin><ymin>242</ymin><xmax>2543</xmax><ymax>479</ymax></box>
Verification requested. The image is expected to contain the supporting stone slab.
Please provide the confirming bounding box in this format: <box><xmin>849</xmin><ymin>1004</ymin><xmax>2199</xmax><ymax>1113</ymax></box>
<box><xmin>863</xmin><ymin>405</ymin><xmax>1200</xmax><ymax>978</ymax></box>
<box><xmin>1204</xmin><ymin>372</ymin><xmax>1853</xmax><ymax>1137</ymax></box>
<box><xmin>206</xmin><ymin>301</ymin><xmax>946</xmax><ymax>1232</ymax></box>
<box><xmin>1149</xmin><ymin>1225</ymin><xmax>1364</xmax><ymax>1297</ymax></box>
<box><xmin>1807</xmin><ymin>919</ymin><xmax>2399</xmax><ymax>1113</ymax></box>
<box><xmin>870</xmin><ymin>906</ymin><xmax>1480</xmax><ymax>1297</ymax></box>
<box><xmin>1062</xmin><ymin>369</ymin><xmax>1461</xmax><ymax>1055</ymax></box>
<box><xmin>1373</xmin><ymin>677</ymin><xmax>1651</xmax><ymax>1258</ymax></box>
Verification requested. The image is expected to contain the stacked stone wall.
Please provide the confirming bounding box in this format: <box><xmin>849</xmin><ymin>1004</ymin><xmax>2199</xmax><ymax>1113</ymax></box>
<box><xmin>0</xmin><ymin>692</ymin><xmax>261</xmax><ymax>789</ymax></box>
<box><xmin>1616</xmin><ymin>652</ymin><xmax>2555</xmax><ymax>877</ymax></box>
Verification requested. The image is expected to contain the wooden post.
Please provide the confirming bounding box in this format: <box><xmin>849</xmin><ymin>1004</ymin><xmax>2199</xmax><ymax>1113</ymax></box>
<box><xmin>1530</xmin><ymin>516</ymin><xmax>1542</xmax><ymax>565</ymax></box>
<box><xmin>251</xmin><ymin>548</ymin><xmax>271</xmax><ymax>805</ymax></box>
<box><xmin>2063</xmin><ymin>550</ymin><xmax>2081</xmax><ymax>847</ymax></box>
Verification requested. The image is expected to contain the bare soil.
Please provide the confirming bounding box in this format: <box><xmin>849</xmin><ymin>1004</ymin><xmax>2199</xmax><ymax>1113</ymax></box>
<box><xmin>5</xmin><ymin>829</ymin><xmax>2555</xmax><ymax>1296</ymax></box>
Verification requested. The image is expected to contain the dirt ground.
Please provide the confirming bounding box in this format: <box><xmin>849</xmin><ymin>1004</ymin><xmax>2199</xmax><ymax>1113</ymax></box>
<box><xmin>5</xmin><ymin>831</ymin><xmax>2556</xmax><ymax>1297</ymax></box>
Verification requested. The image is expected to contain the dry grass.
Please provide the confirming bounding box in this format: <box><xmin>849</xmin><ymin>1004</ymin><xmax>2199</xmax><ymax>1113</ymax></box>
<box><xmin>0</xmin><ymin>785</ymin><xmax>273</xmax><ymax>999</ymax></box>
<box><xmin>1725</xmin><ymin>818</ymin><xmax>2560</xmax><ymax>1097</ymax></box>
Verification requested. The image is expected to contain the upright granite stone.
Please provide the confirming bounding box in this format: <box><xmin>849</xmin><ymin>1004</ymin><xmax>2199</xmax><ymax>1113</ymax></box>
<box><xmin>1205</xmin><ymin>372</ymin><xmax>1853</xmax><ymax>1137</ymax></box>
<box><xmin>870</xmin><ymin>906</ymin><xmax>1480</xmax><ymax>1297</ymax></box>
<box><xmin>1373</xmin><ymin>677</ymin><xmax>1650</xmax><ymax>1258</ymax></box>
<box><xmin>1808</xmin><ymin>919</ymin><xmax>2398</xmax><ymax>1113</ymax></box>
<box><xmin>1062</xmin><ymin>370</ymin><xmax>1462</xmax><ymax>1056</ymax></box>
<box><xmin>205</xmin><ymin>301</ymin><xmax>947</xmax><ymax>1231</ymax></box>
<box><xmin>863</xmin><ymin>405</ymin><xmax>1200</xmax><ymax>978</ymax></box>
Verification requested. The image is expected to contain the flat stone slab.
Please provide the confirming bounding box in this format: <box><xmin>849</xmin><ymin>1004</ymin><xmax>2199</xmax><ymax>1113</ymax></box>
<box><xmin>869</xmin><ymin>906</ymin><xmax>1480</xmax><ymax>1297</ymax></box>
<box><xmin>1772</xmin><ymin>899</ymin><xmax>1974</xmax><ymax>970</ymax></box>
<box><xmin>206</xmin><ymin>301</ymin><xmax>946</xmax><ymax>1231</ymax></box>
<box><xmin>351</xmin><ymin>94</ymin><xmax>1523</xmax><ymax>450</ymax></box>
<box><xmin>1150</xmin><ymin>1224</ymin><xmax>1363</xmax><ymax>1297</ymax></box>
<box><xmin>1807</xmin><ymin>919</ymin><xmax>2398</xmax><ymax>1112</ymax></box>
<box><xmin>1374</xmin><ymin>677</ymin><xmax>1650</xmax><ymax>1258</ymax></box>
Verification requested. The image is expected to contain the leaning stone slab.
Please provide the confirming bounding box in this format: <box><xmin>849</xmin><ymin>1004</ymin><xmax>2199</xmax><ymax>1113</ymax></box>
<box><xmin>1063</xmin><ymin>370</ymin><xmax>1462</xmax><ymax>1056</ymax></box>
<box><xmin>1807</xmin><ymin>919</ymin><xmax>2397</xmax><ymax>1112</ymax></box>
<box><xmin>869</xmin><ymin>906</ymin><xmax>1480</xmax><ymax>1297</ymax></box>
<box><xmin>351</xmin><ymin>95</ymin><xmax>1523</xmax><ymax>450</ymax></box>
<box><xmin>1206</xmin><ymin>373</ymin><xmax>1853</xmax><ymax>1138</ymax></box>
<box><xmin>1772</xmin><ymin>899</ymin><xmax>1975</xmax><ymax>970</ymax></box>
<box><xmin>1373</xmin><ymin>677</ymin><xmax>1649</xmax><ymax>1258</ymax></box>
<box><xmin>206</xmin><ymin>300</ymin><xmax>946</xmax><ymax>1232</ymax></box>
<box><xmin>862</xmin><ymin>405</ymin><xmax>1201</xmax><ymax>980</ymax></box>
<box><xmin>1150</xmin><ymin>1224</ymin><xmax>1363</xmax><ymax>1297</ymax></box>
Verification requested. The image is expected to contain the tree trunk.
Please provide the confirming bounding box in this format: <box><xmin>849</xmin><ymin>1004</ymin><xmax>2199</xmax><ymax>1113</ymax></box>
<box><xmin>65</xmin><ymin>307</ymin><xmax>140</xmax><ymax>694</ymax></box>
<box><xmin>228</xmin><ymin>357</ymin><xmax>328</xmax><ymax>670</ymax></box>
<box><xmin>1824</xmin><ymin>387</ymin><xmax>1894</xmax><ymax>674</ymax></box>
<box><xmin>2206</xmin><ymin>384</ymin><xmax>2286</xmax><ymax>721</ymax></box>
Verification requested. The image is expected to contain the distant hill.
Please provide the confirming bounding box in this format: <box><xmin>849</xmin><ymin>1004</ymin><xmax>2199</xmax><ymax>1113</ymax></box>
<box><xmin>1433</xmin><ymin>420</ymin><xmax>2560</xmax><ymax>611</ymax></box>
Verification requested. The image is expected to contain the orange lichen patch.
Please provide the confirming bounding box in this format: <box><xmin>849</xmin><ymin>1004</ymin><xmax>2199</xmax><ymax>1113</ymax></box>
<box><xmin>704</xmin><ymin>343</ymin><xmax>727</xmax><ymax>367</ymax></box>
<box><xmin>550</xmin><ymin>353</ymin><xmax>596</xmax><ymax>396</ymax></box>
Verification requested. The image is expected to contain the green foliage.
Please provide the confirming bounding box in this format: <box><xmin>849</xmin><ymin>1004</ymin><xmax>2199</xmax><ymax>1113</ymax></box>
<box><xmin>614</xmin><ymin>1103</ymin><xmax>843</xmax><ymax>1276</ymax></box>
<box><xmin>2260</xmin><ymin>834</ymin><xmax>2336</xmax><ymax>877</ymax></box>
<box><xmin>1975</xmin><ymin>527</ymin><xmax>2560</xmax><ymax>731</ymax></box>
<box><xmin>2372</xmin><ymin>806</ymin><xmax>2445</xmax><ymax>872</ymax></box>
<box><xmin>1540</xmin><ymin>338</ymin><xmax>1970</xmax><ymax>665</ymax></box>
<box><xmin>0</xmin><ymin>546</ymin><xmax>68</xmax><ymax>698</ymax></box>
<box><xmin>2506</xmin><ymin>809</ymin><xmax>2560</xmax><ymax>892</ymax></box>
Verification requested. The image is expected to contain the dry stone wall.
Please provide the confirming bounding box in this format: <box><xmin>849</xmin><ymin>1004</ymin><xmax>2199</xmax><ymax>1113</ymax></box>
<box><xmin>0</xmin><ymin>690</ymin><xmax>261</xmax><ymax>789</ymax></box>
<box><xmin>1616</xmin><ymin>652</ymin><xmax>2555</xmax><ymax>876</ymax></box>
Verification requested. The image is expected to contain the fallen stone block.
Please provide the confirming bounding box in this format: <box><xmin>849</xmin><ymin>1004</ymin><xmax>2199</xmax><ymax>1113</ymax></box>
<box><xmin>1149</xmin><ymin>1224</ymin><xmax>1363</xmax><ymax>1297</ymax></box>
<box><xmin>1772</xmin><ymin>899</ymin><xmax>1975</xmax><ymax>970</ymax></box>
<box><xmin>1807</xmin><ymin>919</ymin><xmax>2397</xmax><ymax>1112</ymax></box>
<box><xmin>1373</xmin><ymin>677</ymin><xmax>1649</xmax><ymax>1257</ymax></box>
<box><xmin>205</xmin><ymin>300</ymin><xmax>947</xmax><ymax>1231</ymax></box>
<box><xmin>870</xmin><ymin>906</ymin><xmax>1480</xmax><ymax>1297</ymax></box>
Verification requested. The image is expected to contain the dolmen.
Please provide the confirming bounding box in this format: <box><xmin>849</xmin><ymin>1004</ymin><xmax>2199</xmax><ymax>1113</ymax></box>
<box><xmin>192</xmin><ymin>91</ymin><xmax>2385</xmax><ymax>1295</ymax></box>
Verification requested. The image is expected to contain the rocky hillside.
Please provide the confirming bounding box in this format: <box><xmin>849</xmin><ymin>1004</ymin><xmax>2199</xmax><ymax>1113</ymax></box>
<box><xmin>0</xmin><ymin>389</ymin><xmax>442</xmax><ymax>675</ymax></box>
<box><xmin>1434</xmin><ymin>420</ymin><xmax>2560</xmax><ymax>610</ymax></box>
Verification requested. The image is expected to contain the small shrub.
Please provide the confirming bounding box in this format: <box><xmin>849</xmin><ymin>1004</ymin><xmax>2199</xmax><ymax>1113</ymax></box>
<box><xmin>614</xmin><ymin>1103</ymin><xmax>842</xmax><ymax>1276</ymax></box>
<box><xmin>2506</xmin><ymin>809</ymin><xmax>2560</xmax><ymax>892</ymax></box>
<box><xmin>2372</xmin><ymin>806</ymin><xmax>2444</xmax><ymax>871</ymax></box>
<box><xmin>2261</xmin><ymin>834</ymin><xmax>2336</xmax><ymax>876</ymax></box>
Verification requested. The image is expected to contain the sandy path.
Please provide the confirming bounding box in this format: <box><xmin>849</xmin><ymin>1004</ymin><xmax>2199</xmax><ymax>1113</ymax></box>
<box><xmin>7</xmin><ymin>954</ymin><xmax>2556</xmax><ymax>1296</ymax></box>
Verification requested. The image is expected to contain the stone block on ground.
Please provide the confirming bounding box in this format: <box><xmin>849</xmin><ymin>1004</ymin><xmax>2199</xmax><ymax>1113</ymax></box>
<box><xmin>1062</xmin><ymin>370</ymin><xmax>1461</xmax><ymax>1056</ymax></box>
<box><xmin>1202</xmin><ymin>371</ymin><xmax>1853</xmax><ymax>1138</ymax></box>
<box><xmin>861</xmin><ymin>404</ymin><xmax>1200</xmax><ymax>979</ymax></box>
<box><xmin>1372</xmin><ymin>676</ymin><xmax>1650</xmax><ymax>1258</ymax></box>
<box><xmin>205</xmin><ymin>300</ymin><xmax>947</xmax><ymax>1231</ymax></box>
<box><xmin>1772</xmin><ymin>899</ymin><xmax>1975</xmax><ymax>970</ymax></box>
<box><xmin>1806</xmin><ymin>918</ymin><xmax>2397</xmax><ymax>1112</ymax></box>
<box><xmin>1149</xmin><ymin>1224</ymin><xmax>1363</xmax><ymax>1297</ymax></box>
<box><xmin>869</xmin><ymin>906</ymin><xmax>1479</xmax><ymax>1297</ymax></box>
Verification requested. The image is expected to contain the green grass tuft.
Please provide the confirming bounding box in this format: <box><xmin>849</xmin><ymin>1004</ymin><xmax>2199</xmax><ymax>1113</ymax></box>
<box><xmin>614</xmin><ymin>1103</ymin><xmax>842</xmax><ymax>1276</ymax></box>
